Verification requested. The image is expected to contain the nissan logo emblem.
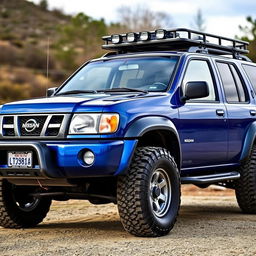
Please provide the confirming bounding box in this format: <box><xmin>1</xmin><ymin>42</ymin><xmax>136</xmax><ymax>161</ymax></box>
<box><xmin>22</xmin><ymin>119</ymin><xmax>40</xmax><ymax>132</ymax></box>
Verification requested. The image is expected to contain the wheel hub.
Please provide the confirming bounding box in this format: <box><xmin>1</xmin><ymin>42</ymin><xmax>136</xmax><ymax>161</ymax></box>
<box><xmin>149</xmin><ymin>168</ymin><xmax>172</xmax><ymax>218</ymax></box>
<box><xmin>152</xmin><ymin>186</ymin><xmax>161</xmax><ymax>198</ymax></box>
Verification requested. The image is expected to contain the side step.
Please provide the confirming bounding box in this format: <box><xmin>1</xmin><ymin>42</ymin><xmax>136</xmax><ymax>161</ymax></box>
<box><xmin>181</xmin><ymin>171</ymin><xmax>240</xmax><ymax>185</ymax></box>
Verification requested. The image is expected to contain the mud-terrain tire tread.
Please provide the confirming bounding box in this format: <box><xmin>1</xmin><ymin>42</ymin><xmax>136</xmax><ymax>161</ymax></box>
<box><xmin>235</xmin><ymin>145</ymin><xmax>256</xmax><ymax>214</ymax></box>
<box><xmin>117</xmin><ymin>147</ymin><xmax>180</xmax><ymax>237</ymax></box>
<box><xmin>0</xmin><ymin>180</ymin><xmax>52</xmax><ymax>228</ymax></box>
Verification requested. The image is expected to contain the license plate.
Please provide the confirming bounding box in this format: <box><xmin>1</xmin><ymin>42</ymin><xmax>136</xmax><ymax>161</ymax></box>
<box><xmin>8</xmin><ymin>151</ymin><xmax>32</xmax><ymax>168</ymax></box>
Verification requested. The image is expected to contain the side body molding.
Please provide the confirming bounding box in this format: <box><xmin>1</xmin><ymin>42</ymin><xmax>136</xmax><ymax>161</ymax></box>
<box><xmin>240</xmin><ymin>121</ymin><xmax>256</xmax><ymax>162</ymax></box>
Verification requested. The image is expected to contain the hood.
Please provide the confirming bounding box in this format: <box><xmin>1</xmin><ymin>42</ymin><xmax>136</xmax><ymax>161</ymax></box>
<box><xmin>0</xmin><ymin>92</ymin><xmax>168</xmax><ymax>114</ymax></box>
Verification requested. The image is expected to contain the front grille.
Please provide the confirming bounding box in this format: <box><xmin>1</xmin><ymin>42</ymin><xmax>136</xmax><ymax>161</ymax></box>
<box><xmin>4</xmin><ymin>129</ymin><xmax>15</xmax><ymax>136</ymax></box>
<box><xmin>2</xmin><ymin>116</ymin><xmax>15</xmax><ymax>136</ymax></box>
<box><xmin>46</xmin><ymin>115</ymin><xmax>64</xmax><ymax>136</ymax></box>
<box><xmin>19</xmin><ymin>116</ymin><xmax>47</xmax><ymax>136</ymax></box>
<box><xmin>3</xmin><ymin>116</ymin><xmax>14</xmax><ymax>124</ymax></box>
<box><xmin>1</xmin><ymin>114</ymin><xmax>69</xmax><ymax>138</ymax></box>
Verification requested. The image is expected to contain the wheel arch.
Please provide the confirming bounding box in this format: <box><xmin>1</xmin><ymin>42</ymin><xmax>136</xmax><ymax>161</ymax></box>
<box><xmin>124</xmin><ymin>116</ymin><xmax>181</xmax><ymax>169</ymax></box>
<box><xmin>240</xmin><ymin>121</ymin><xmax>256</xmax><ymax>162</ymax></box>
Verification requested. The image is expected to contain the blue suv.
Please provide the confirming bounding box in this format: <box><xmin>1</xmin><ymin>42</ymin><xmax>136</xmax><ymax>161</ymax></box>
<box><xmin>0</xmin><ymin>28</ymin><xmax>256</xmax><ymax>237</ymax></box>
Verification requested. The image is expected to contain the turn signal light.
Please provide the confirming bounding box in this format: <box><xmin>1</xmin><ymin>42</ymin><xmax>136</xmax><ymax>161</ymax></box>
<box><xmin>99</xmin><ymin>114</ymin><xmax>119</xmax><ymax>133</ymax></box>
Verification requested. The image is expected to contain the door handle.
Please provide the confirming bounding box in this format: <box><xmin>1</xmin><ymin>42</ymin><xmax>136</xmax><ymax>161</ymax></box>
<box><xmin>216</xmin><ymin>109</ymin><xmax>225</xmax><ymax>116</ymax></box>
<box><xmin>250</xmin><ymin>110</ymin><xmax>256</xmax><ymax>116</ymax></box>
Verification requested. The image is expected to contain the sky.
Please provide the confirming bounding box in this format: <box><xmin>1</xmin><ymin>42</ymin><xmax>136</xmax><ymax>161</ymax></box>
<box><xmin>30</xmin><ymin>0</ymin><xmax>255</xmax><ymax>38</ymax></box>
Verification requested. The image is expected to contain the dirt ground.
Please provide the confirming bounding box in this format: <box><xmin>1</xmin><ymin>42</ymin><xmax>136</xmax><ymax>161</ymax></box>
<box><xmin>1</xmin><ymin>185</ymin><xmax>256</xmax><ymax>256</ymax></box>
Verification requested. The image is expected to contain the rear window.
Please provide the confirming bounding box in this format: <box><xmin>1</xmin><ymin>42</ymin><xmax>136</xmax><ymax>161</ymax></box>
<box><xmin>242</xmin><ymin>64</ymin><xmax>256</xmax><ymax>92</ymax></box>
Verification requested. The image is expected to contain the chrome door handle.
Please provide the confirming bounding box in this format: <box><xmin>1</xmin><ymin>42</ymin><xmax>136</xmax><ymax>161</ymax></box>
<box><xmin>216</xmin><ymin>109</ymin><xmax>225</xmax><ymax>116</ymax></box>
<box><xmin>250</xmin><ymin>110</ymin><xmax>256</xmax><ymax>116</ymax></box>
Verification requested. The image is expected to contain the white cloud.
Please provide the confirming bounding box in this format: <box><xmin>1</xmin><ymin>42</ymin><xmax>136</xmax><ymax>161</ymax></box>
<box><xmin>206</xmin><ymin>16</ymin><xmax>248</xmax><ymax>37</ymax></box>
<box><xmin>30</xmin><ymin>0</ymin><xmax>251</xmax><ymax>37</ymax></box>
<box><xmin>149</xmin><ymin>1</ymin><xmax>198</xmax><ymax>15</ymax></box>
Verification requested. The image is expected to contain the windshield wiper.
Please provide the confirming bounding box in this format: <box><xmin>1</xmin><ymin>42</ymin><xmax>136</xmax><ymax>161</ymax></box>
<box><xmin>56</xmin><ymin>90</ymin><xmax>97</xmax><ymax>96</ymax></box>
<box><xmin>56</xmin><ymin>88</ymin><xmax>148</xmax><ymax>96</ymax></box>
<box><xmin>97</xmin><ymin>88</ymin><xmax>148</xmax><ymax>93</ymax></box>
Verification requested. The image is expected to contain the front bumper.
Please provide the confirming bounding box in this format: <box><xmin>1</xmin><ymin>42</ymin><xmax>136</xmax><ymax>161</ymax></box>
<box><xmin>0</xmin><ymin>140</ymin><xmax>137</xmax><ymax>179</ymax></box>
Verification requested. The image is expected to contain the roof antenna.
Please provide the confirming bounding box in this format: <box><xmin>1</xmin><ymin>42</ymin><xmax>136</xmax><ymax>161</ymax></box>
<box><xmin>46</xmin><ymin>37</ymin><xmax>50</xmax><ymax>95</ymax></box>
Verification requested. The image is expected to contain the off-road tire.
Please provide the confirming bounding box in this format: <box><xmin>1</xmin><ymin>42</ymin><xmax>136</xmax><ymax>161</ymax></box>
<box><xmin>235</xmin><ymin>145</ymin><xmax>256</xmax><ymax>213</ymax></box>
<box><xmin>0</xmin><ymin>179</ymin><xmax>52</xmax><ymax>228</ymax></box>
<box><xmin>117</xmin><ymin>147</ymin><xmax>180</xmax><ymax>237</ymax></box>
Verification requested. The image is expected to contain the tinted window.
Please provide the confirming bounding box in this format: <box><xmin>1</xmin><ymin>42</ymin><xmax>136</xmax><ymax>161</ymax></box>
<box><xmin>217</xmin><ymin>62</ymin><xmax>248</xmax><ymax>103</ymax></box>
<box><xmin>217</xmin><ymin>62</ymin><xmax>239</xmax><ymax>102</ymax></box>
<box><xmin>243</xmin><ymin>64</ymin><xmax>256</xmax><ymax>92</ymax></box>
<box><xmin>230</xmin><ymin>65</ymin><xmax>247</xmax><ymax>102</ymax></box>
<box><xmin>183</xmin><ymin>60</ymin><xmax>217</xmax><ymax>101</ymax></box>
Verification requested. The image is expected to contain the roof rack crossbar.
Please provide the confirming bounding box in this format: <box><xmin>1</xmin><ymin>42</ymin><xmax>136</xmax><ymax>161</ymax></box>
<box><xmin>102</xmin><ymin>28</ymin><xmax>249</xmax><ymax>59</ymax></box>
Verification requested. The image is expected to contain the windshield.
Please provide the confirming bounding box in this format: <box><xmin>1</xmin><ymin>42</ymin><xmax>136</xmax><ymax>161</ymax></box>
<box><xmin>56</xmin><ymin>56</ymin><xmax>179</xmax><ymax>94</ymax></box>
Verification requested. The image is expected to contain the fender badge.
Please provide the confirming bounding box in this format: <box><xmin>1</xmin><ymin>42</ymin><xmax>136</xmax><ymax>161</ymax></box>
<box><xmin>184</xmin><ymin>139</ymin><xmax>194</xmax><ymax>143</ymax></box>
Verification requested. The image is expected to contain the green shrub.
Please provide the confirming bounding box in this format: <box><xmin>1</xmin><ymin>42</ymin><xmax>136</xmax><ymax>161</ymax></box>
<box><xmin>0</xmin><ymin>45</ymin><xmax>19</xmax><ymax>65</ymax></box>
<box><xmin>23</xmin><ymin>45</ymin><xmax>55</xmax><ymax>70</ymax></box>
<box><xmin>0</xmin><ymin>81</ymin><xmax>30</xmax><ymax>104</ymax></box>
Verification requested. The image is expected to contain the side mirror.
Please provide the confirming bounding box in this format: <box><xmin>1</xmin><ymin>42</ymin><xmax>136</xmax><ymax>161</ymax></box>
<box><xmin>183</xmin><ymin>81</ymin><xmax>209</xmax><ymax>101</ymax></box>
<box><xmin>47</xmin><ymin>87</ymin><xmax>58</xmax><ymax>97</ymax></box>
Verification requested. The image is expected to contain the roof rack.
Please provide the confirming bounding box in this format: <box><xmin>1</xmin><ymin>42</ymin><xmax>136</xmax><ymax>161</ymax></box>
<box><xmin>102</xmin><ymin>28</ymin><xmax>249</xmax><ymax>60</ymax></box>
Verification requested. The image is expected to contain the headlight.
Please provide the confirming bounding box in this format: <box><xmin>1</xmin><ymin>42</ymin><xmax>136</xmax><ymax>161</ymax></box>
<box><xmin>69</xmin><ymin>114</ymin><xmax>99</xmax><ymax>134</ymax></box>
<box><xmin>69</xmin><ymin>114</ymin><xmax>119</xmax><ymax>134</ymax></box>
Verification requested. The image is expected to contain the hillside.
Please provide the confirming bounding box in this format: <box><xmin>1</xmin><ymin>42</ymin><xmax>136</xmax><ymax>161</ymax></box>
<box><xmin>0</xmin><ymin>0</ymin><xmax>69</xmax><ymax>45</ymax></box>
<box><xmin>0</xmin><ymin>0</ymin><xmax>109</xmax><ymax>103</ymax></box>
<box><xmin>0</xmin><ymin>0</ymin><xmax>70</xmax><ymax>76</ymax></box>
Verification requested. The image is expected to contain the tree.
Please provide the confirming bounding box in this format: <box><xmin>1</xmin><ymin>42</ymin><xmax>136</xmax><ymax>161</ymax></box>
<box><xmin>239</xmin><ymin>16</ymin><xmax>256</xmax><ymax>41</ymax></box>
<box><xmin>39</xmin><ymin>0</ymin><xmax>48</xmax><ymax>11</ymax></box>
<box><xmin>238</xmin><ymin>16</ymin><xmax>256</xmax><ymax>62</ymax></box>
<box><xmin>192</xmin><ymin>9</ymin><xmax>206</xmax><ymax>31</ymax></box>
<box><xmin>55</xmin><ymin>13</ymin><xmax>107</xmax><ymax>70</ymax></box>
<box><xmin>117</xmin><ymin>5</ymin><xmax>174</xmax><ymax>31</ymax></box>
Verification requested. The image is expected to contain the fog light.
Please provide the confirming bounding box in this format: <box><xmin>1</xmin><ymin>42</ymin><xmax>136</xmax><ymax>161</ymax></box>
<box><xmin>83</xmin><ymin>151</ymin><xmax>95</xmax><ymax>165</ymax></box>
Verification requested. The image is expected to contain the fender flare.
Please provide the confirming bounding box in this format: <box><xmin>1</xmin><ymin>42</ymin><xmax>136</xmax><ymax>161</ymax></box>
<box><xmin>124</xmin><ymin>116</ymin><xmax>179</xmax><ymax>138</ymax></box>
<box><xmin>240</xmin><ymin>121</ymin><xmax>256</xmax><ymax>162</ymax></box>
<box><xmin>124</xmin><ymin>116</ymin><xmax>181</xmax><ymax>168</ymax></box>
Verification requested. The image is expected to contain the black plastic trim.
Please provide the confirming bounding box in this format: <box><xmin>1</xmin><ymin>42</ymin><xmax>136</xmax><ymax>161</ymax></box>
<box><xmin>181</xmin><ymin>171</ymin><xmax>240</xmax><ymax>184</ymax></box>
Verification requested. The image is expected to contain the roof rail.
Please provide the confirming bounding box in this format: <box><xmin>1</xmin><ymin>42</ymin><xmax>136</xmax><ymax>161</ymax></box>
<box><xmin>101</xmin><ymin>51</ymin><xmax>118</xmax><ymax>58</ymax></box>
<box><xmin>102</xmin><ymin>28</ymin><xmax>249</xmax><ymax>60</ymax></box>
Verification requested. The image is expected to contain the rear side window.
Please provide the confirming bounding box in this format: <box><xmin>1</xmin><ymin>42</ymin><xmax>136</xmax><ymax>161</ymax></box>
<box><xmin>242</xmin><ymin>64</ymin><xmax>256</xmax><ymax>92</ymax></box>
<box><xmin>216</xmin><ymin>62</ymin><xmax>248</xmax><ymax>103</ymax></box>
<box><xmin>230</xmin><ymin>65</ymin><xmax>246</xmax><ymax>102</ymax></box>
